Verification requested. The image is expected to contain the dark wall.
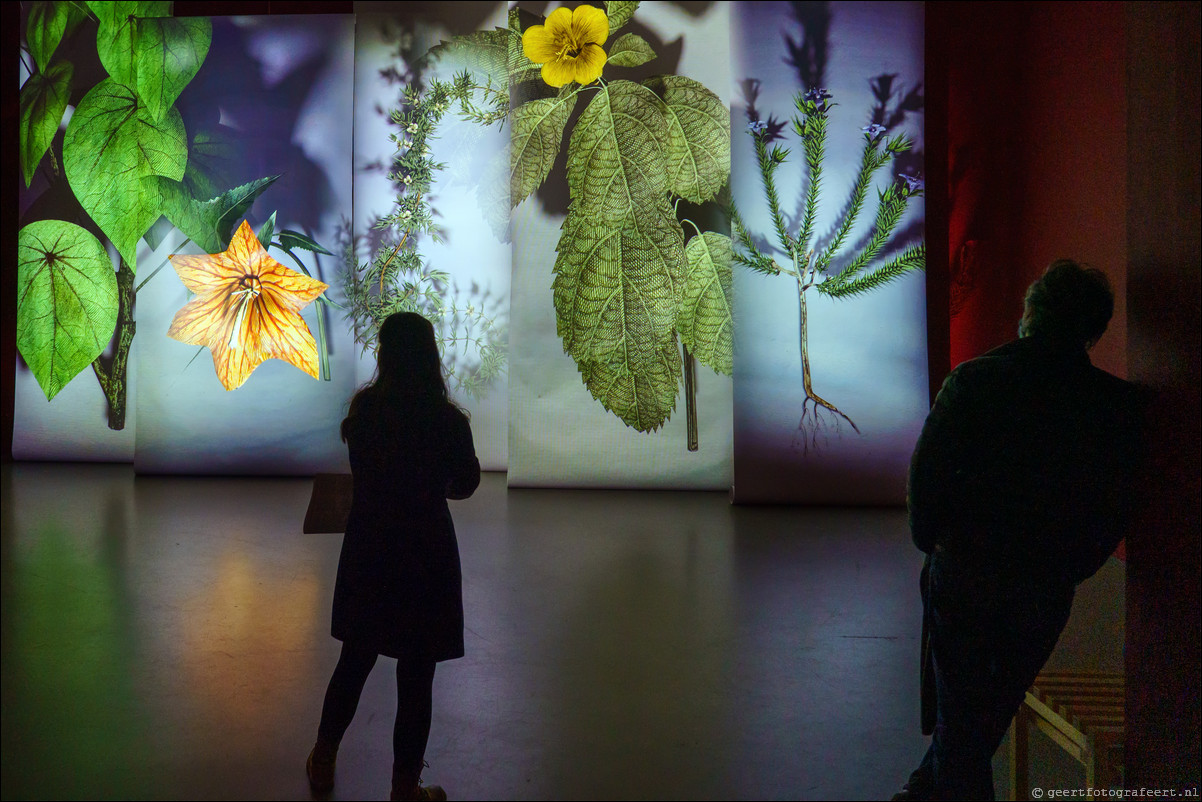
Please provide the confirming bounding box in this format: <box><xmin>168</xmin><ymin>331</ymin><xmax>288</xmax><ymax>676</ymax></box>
<box><xmin>1124</xmin><ymin>0</ymin><xmax>1201</xmax><ymax>788</ymax></box>
<box><xmin>935</xmin><ymin>1</ymin><xmax>1128</xmax><ymax>378</ymax></box>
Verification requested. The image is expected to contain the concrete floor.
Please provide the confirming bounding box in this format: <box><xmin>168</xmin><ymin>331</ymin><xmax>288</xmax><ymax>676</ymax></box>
<box><xmin>1</xmin><ymin>463</ymin><xmax>1124</xmax><ymax>800</ymax></box>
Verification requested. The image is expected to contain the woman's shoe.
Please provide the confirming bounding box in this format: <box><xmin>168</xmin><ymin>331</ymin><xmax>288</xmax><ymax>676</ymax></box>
<box><xmin>306</xmin><ymin>743</ymin><xmax>337</xmax><ymax>793</ymax></box>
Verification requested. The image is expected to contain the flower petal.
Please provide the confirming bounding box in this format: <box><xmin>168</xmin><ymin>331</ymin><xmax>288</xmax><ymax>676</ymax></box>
<box><xmin>250</xmin><ymin>296</ymin><xmax>320</xmax><ymax>380</ymax></box>
<box><xmin>257</xmin><ymin>255</ymin><xmax>328</xmax><ymax>310</ymax></box>
<box><xmin>572</xmin><ymin>43</ymin><xmax>607</xmax><ymax>85</ymax></box>
<box><xmin>522</xmin><ymin>23</ymin><xmax>558</xmax><ymax>64</ymax></box>
<box><xmin>541</xmin><ymin>59</ymin><xmax>576</xmax><ymax>88</ymax></box>
<box><xmin>571</xmin><ymin>4</ymin><xmax>609</xmax><ymax>46</ymax></box>
<box><xmin>544</xmin><ymin>6</ymin><xmax>575</xmax><ymax>38</ymax></box>
<box><xmin>167</xmin><ymin>292</ymin><xmax>236</xmax><ymax>347</ymax></box>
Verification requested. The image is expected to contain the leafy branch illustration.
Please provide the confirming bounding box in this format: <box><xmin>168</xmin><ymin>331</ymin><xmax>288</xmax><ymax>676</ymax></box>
<box><xmin>342</xmin><ymin>22</ymin><xmax>508</xmax><ymax>400</ymax></box>
<box><xmin>17</xmin><ymin>1</ymin><xmax>328</xmax><ymax>424</ymax></box>
<box><xmin>733</xmin><ymin>84</ymin><xmax>925</xmax><ymax>451</ymax></box>
<box><xmin>450</xmin><ymin>0</ymin><xmax>731</xmax><ymax>449</ymax></box>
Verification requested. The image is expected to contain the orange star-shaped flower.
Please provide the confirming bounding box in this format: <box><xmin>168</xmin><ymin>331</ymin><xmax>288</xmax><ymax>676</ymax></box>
<box><xmin>167</xmin><ymin>220</ymin><xmax>328</xmax><ymax>390</ymax></box>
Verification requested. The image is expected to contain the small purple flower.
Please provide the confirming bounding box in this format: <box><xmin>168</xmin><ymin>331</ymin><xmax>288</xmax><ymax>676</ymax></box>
<box><xmin>804</xmin><ymin>87</ymin><xmax>833</xmax><ymax>104</ymax></box>
<box><xmin>862</xmin><ymin>123</ymin><xmax>887</xmax><ymax>139</ymax></box>
<box><xmin>898</xmin><ymin>173</ymin><xmax>925</xmax><ymax>195</ymax></box>
<box><xmin>747</xmin><ymin>120</ymin><xmax>768</xmax><ymax>135</ymax></box>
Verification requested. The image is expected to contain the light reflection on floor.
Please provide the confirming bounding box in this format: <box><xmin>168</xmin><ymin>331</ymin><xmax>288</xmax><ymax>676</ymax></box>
<box><xmin>1</xmin><ymin>463</ymin><xmax>1123</xmax><ymax>800</ymax></box>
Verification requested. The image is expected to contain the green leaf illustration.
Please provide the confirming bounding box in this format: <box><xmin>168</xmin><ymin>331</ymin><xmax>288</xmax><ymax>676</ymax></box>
<box><xmin>607</xmin><ymin>32</ymin><xmax>656</xmax><ymax>68</ymax></box>
<box><xmin>679</xmin><ymin>232</ymin><xmax>733</xmax><ymax>376</ymax></box>
<box><xmin>19</xmin><ymin>60</ymin><xmax>73</xmax><ymax>187</ymax></box>
<box><xmin>819</xmin><ymin>243</ymin><xmax>925</xmax><ymax>299</ymax></box>
<box><xmin>565</xmin><ymin>81</ymin><xmax>670</xmax><ymax>223</ymax></box>
<box><xmin>90</xmin><ymin>1</ymin><xmax>172</xmax><ymax>88</ymax></box>
<box><xmin>510</xmin><ymin>92</ymin><xmax>577</xmax><ymax>207</ymax></box>
<box><xmin>63</xmin><ymin>78</ymin><xmax>187</xmax><ymax>269</ymax></box>
<box><xmin>26</xmin><ymin>1</ymin><xmax>74</xmax><ymax>73</ymax></box>
<box><xmin>153</xmin><ymin>174</ymin><xmax>280</xmax><ymax>253</ymax></box>
<box><xmin>553</xmin><ymin>205</ymin><xmax>685</xmax><ymax>368</ymax></box>
<box><xmin>277</xmin><ymin>229</ymin><xmax>334</xmax><ymax>255</ymax></box>
<box><xmin>134</xmin><ymin>16</ymin><xmax>212</xmax><ymax>122</ymax></box>
<box><xmin>604</xmin><ymin>1</ymin><xmax>640</xmax><ymax>35</ymax></box>
<box><xmin>643</xmin><ymin>75</ymin><xmax>730</xmax><ymax>204</ymax></box>
<box><xmin>578</xmin><ymin>337</ymin><xmax>681</xmax><ymax>433</ymax></box>
<box><xmin>429</xmin><ymin>25</ymin><xmax>541</xmax><ymax>86</ymax></box>
<box><xmin>17</xmin><ymin>221</ymin><xmax>119</xmax><ymax>401</ymax></box>
<box><xmin>257</xmin><ymin>210</ymin><xmax>276</xmax><ymax>250</ymax></box>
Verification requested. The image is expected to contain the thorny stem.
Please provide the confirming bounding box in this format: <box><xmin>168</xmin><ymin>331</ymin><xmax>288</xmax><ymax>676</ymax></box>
<box><xmin>91</xmin><ymin>258</ymin><xmax>136</xmax><ymax>430</ymax></box>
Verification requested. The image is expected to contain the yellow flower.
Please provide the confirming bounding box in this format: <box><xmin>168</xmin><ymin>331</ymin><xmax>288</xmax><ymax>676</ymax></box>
<box><xmin>167</xmin><ymin>220</ymin><xmax>328</xmax><ymax>390</ymax></box>
<box><xmin>522</xmin><ymin>4</ymin><xmax>609</xmax><ymax>88</ymax></box>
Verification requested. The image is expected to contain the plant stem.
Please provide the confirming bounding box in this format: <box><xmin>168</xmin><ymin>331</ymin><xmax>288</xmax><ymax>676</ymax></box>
<box><xmin>91</xmin><ymin>258</ymin><xmax>136</xmax><ymax>430</ymax></box>
<box><xmin>683</xmin><ymin>342</ymin><xmax>698</xmax><ymax>452</ymax></box>
<box><xmin>797</xmin><ymin>275</ymin><xmax>860</xmax><ymax>433</ymax></box>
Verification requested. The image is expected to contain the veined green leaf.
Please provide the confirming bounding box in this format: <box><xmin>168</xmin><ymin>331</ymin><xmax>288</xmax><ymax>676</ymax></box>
<box><xmin>19</xmin><ymin>60</ymin><xmax>73</xmax><ymax>187</ymax></box>
<box><xmin>63</xmin><ymin>78</ymin><xmax>187</xmax><ymax>269</ymax></box>
<box><xmin>134</xmin><ymin>16</ymin><xmax>211</xmax><ymax>122</ymax></box>
<box><xmin>680</xmin><ymin>232</ymin><xmax>733</xmax><ymax>375</ymax></box>
<box><xmin>553</xmin><ymin>204</ymin><xmax>685</xmax><ymax>368</ymax></box>
<box><xmin>643</xmin><ymin>75</ymin><xmax>729</xmax><ymax>204</ymax></box>
<box><xmin>26</xmin><ymin>1</ymin><xmax>70</xmax><ymax>73</ymax></box>
<box><xmin>17</xmin><ymin>220</ymin><xmax>119</xmax><ymax>400</ymax></box>
<box><xmin>429</xmin><ymin>29</ymin><xmax>508</xmax><ymax>80</ymax></box>
<box><xmin>153</xmin><ymin>174</ymin><xmax>280</xmax><ymax>253</ymax></box>
<box><xmin>277</xmin><ymin>229</ymin><xmax>333</xmax><ymax>255</ymax></box>
<box><xmin>604</xmin><ymin>1</ymin><xmax>639</xmax><ymax>35</ymax></box>
<box><xmin>90</xmin><ymin>1</ymin><xmax>171</xmax><ymax>88</ymax></box>
<box><xmin>566</xmin><ymin>80</ymin><xmax>670</xmax><ymax>223</ymax></box>
<box><xmin>607</xmin><ymin>32</ymin><xmax>656</xmax><ymax>68</ymax></box>
<box><xmin>257</xmin><ymin>211</ymin><xmax>276</xmax><ymax>250</ymax></box>
<box><xmin>578</xmin><ymin>336</ymin><xmax>680</xmax><ymax>433</ymax></box>
<box><xmin>510</xmin><ymin>92</ymin><xmax>577</xmax><ymax>207</ymax></box>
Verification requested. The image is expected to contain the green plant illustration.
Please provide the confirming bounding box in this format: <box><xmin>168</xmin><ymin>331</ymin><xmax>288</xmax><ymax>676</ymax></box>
<box><xmin>734</xmin><ymin>86</ymin><xmax>925</xmax><ymax>449</ymax></box>
<box><xmin>17</xmin><ymin>1</ymin><xmax>327</xmax><ymax>426</ymax></box>
<box><xmin>341</xmin><ymin>22</ymin><xmax>508</xmax><ymax>400</ymax></box>
<box><xmin>435</xmin><ymin>1</ymin><xmax>732</xmax><ymax>448</ymax></box>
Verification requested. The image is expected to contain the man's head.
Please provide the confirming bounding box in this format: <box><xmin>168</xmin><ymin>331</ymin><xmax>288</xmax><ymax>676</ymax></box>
<box><xmin>1018</xmin><ymin>259</ymin><xmax>1114</xmax><ymax>350</ymax></box>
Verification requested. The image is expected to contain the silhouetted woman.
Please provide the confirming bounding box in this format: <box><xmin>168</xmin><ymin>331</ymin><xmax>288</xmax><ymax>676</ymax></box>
<box><xmin>307</xmin><ymin>312</ymin><xmax>479</xmax><ymax>801</ymax></box>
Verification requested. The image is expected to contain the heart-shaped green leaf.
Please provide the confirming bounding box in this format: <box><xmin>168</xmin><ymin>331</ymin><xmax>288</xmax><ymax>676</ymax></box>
<box><xmin>63</xmin><ymin>78</ymin><xmax>187</xmax><ymax>268</ymax></box>
<box><xmin>19</xmin><ymin>60</ymin><xmax>73</xmax><ymax>187</ymax></box>
<box><xmin>26</xmin><ymin>1</ymin><xmax>70</xmax><ymax>73</ymax></box>
<box><xmin>90</xmin><ymin>1</ymin><xmax>172</xmax><ymax>88</ymax></box>
<box><xmin>17</xmin><ymin>220</ymin><xmax>119</xmax><ymax>400</ymax></box>
<box><xmin>134</xmin><ymin>16</ymin><xmax>212</xmax><ymax>122</ymax></box>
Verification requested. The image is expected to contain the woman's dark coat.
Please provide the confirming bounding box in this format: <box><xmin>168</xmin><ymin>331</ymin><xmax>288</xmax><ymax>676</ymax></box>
<box><xmin>332</xmin><ymin>391</ymin><xmax>480</xmax><ymax>661</ymax></box>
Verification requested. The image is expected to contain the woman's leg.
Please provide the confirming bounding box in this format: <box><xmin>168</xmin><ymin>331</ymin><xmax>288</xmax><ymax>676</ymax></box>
<box><xmin>391</xmin><ymin>658</ymin><xmax>437</xmax><ymax>792</ymax></box>
<box><xmin>317</xmin><ymin>642</ymin><xmax>379</xmax><ymax>746</ymax></box>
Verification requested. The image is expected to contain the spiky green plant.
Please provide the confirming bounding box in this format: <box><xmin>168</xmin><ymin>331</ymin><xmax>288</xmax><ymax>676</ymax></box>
<box><xmin>734</xmin><ymin>87</ymin><xmax>924</xmax><ymax>447</ymax></box>
<box><xmin>342</xmin><ymin>66</ymin><xmax>508</xmax><ymax>400</ymax></box>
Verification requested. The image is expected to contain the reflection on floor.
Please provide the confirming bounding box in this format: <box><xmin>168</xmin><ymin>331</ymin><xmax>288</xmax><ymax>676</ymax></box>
<box><xmin>1</xmin><ymin>464</ymin><xmax>1124</xmax><ymax>800</ymax></box>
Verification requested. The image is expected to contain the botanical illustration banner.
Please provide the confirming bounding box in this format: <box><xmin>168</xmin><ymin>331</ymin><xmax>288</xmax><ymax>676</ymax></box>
<box><xmin>13</xmin><ymin>1</ymin><xmax>928</xmax><ymax>498</ymax></box>
<box><xmin>730</xmin><ymin>1</ymin><xmax>928</xmax><ymax>503</ymax></box>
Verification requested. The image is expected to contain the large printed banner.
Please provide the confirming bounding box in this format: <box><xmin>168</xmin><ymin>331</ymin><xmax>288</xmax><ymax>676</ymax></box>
<box><xmin>731</xmin><ymin>1</ymin><xmax>928</xmax><ymax>503</ymax></box>
<box><xmin>14</xmin><ymin>1</ymin><xmax>926</xmax><ymax>500</ymax></box>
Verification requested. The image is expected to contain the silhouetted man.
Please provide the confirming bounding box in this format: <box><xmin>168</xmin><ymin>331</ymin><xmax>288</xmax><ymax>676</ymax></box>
<box><xmin>895</xmin><ymin>260</ymin><xmax>1143</xmax><ymax>800</ymax></box>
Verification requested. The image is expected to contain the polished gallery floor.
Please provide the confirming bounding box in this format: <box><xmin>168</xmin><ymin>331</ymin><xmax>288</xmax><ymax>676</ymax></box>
<box><xmin>1</xmin><ymin>464</ymin><xmax>1124</xmax><ymax>800</ymax></box>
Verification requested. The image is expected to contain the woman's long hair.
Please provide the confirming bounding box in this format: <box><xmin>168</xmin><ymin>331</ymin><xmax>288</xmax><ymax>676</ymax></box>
<box><xmin>341</xmin><ymin>312</ymin><xmax>452</xmax><ymax>441</ymax></box>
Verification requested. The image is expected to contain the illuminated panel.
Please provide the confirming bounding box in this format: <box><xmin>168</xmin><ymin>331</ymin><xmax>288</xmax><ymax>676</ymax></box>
<box><xmin>731</xmin><ymin>1</ymin><xmax>928</xmax><ymax>503</ymax></box>
<box><xmin>506</xmin><ymin>2</ymin><xmax>734</xmax><ymax>489</ymax></box>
